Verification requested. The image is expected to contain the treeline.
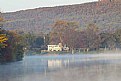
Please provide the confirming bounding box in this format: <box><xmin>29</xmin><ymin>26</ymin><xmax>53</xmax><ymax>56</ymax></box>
<box><xmin>17</xmin><ymin>31</ymin><xmax>48</xmax><ymax>50</ymax></box>
<box><xmin>0</xmin><ymin>28</ymin><xmax>48</xmax><ymax>63</ymax></box>
<box><xmin>15</xmin><ymin>20</ymin><xmax>121</xmax><ymax>52</ymax></box>
<box><xmin>49</xmin><ymin>20</ymin><xmax>121</xmax><ymax>51</ymax></box>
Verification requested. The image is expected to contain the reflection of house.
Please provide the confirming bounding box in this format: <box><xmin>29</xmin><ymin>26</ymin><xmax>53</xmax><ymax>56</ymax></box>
<box><xmin>47</xmin><ymin>60</ymin><xmax>62</xmax><ymax>68</ymax></box>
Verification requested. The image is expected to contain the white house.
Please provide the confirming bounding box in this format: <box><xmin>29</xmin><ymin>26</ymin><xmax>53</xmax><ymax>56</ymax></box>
<box><xmin>48</xmin><ymin>43</ymin><xmax>69</xmax><ymax>52</ymax></box>
<box><xmin>48</xmin><ymin>44</ymin><xmax>62</xmax><ymax>51</ymax></box>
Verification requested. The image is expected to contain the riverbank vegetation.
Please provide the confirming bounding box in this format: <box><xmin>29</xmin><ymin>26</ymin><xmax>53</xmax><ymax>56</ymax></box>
<box><xmin>22</xmin><ymin>20</ymin><xmax>121</xmax><ymax>55</ymax></box>
<box><xmin>12</xmin><ymin>20</ymin><xmax>121</xmax><ymax>55</ymax></box>
<box><xmin>0</xmin><ymin>29</ymin><xmax>25</xmax><ymax>63</ymax></box>
<box><xmin>49</xmin><ymin>20</ymin><xmax>121</xmax><ymax>52</ymax></box>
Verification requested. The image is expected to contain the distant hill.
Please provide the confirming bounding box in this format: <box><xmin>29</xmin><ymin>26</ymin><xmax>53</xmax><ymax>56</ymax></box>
<box><xmin>2</xmin><ymin>1</ymin><xmax>121</xmax><ymax>34</ymax></box>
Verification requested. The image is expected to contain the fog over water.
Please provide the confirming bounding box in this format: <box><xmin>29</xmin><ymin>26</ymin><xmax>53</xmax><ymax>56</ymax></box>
<box><xmin>1</xmin><ymin>54</ymin><xmax>121</xmax><ymax>81</ymax></box>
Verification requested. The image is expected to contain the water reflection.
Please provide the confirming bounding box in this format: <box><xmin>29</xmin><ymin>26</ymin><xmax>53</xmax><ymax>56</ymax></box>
<box><xmin>0</xmin><ymin>54</ymin><xmax>121</xmax><ymax>81</ymax></box>
<box><xmin>48</xmin><ymin>60</ymin><xmax>62</xmax><ymax>69</ymax></box>
<box><xmin>47</xmin><ymin>59</ymin><xmax>74</xmax><ymax>69</ymax></box>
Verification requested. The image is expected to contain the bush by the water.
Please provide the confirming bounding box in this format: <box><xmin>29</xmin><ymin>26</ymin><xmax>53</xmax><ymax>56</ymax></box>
<box><xmin>0</xmin><ymin>29</ymin><xmax>24</xmax><ymax>63</ymax></box>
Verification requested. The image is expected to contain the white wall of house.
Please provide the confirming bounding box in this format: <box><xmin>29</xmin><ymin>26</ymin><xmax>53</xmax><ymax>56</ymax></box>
<box><xmin>48</xmin><ymin>45</ymin><xmax>62</xmax><ymax>51</ymax></box>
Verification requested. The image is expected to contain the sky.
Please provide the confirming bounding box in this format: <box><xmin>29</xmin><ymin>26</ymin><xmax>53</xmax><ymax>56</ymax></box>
<box><xmin>0</xmin><ymin>0</ymin><xmax>98</xmax><ymax>12</ymax></box>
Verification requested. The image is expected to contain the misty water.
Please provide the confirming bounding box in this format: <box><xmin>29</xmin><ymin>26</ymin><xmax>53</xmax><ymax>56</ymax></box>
<box><xmin>1</xmin><ymin>54</ymin><xmax>121</xmax><ymax>81</ymax></box>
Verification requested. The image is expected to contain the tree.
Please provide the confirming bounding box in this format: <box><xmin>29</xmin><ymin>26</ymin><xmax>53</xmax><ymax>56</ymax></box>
<box><xmin>33</xmin><ymin>36</ymin><xmax>44</xmax><ymax>48</ymax></box>
<box><xmin>0</xmin><ymin>34</ymin><xmax>8</xmax><ymax>48</ymax></box>
<box><xmin>77</xmin><ymin>31</ymin><xmax>87</xmax><ymax>48</ymax></box>
<box><xmin>63</xmin><ymin>21</ymin><xmax>79</xmax><ymax>50</ymax></box>
<box><xmin>50</xmin><ymin>20</ymin><xmax>68</xmax><ymax>44</ymax></box>
<box><xmin>50</xmin><ymin>20</ymin><xmax>80</xmax><ymax>53</ymax></box>
<box><xmin>100</xmin><ymin>31</ymin><xmax>116</xmax><ymax>49</ymax></box>
<box><xmin>83</xmin><ymin>24</ymin><xmax>101</xmax><ymax>50</ymax></box>
<box><xmin>24</xmin><ymin>32</ymin><xmax>36</xmax><ymax>49</ymax></box>
<box><xmin>4</xmin><ymin>31</ymin><xmax>24</xmax><ymax>61</ymax></box>
<box><xmin>114</xmin><ymin>28</ymin><xmax>121</xmax><ymax>48</ymax></box>
<box><xmin>50</xmin><ymin>20</ymin><xmax>79</xmax><ymax>44</ymax></box>
<box><xmin>0</xmin><ymin>15</ymin><xmax>8</xmax><ymax>48</ymax></box>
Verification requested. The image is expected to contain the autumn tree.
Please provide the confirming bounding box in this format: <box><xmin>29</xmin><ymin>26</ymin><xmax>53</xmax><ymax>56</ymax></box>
<box><xmin>0</xmin><ymin>14</ymin><xmax>7</xmax><ymax>49</ymax></box>
<box><xmin>63</xmin><ymin>21</ymin><xmax>79</xmax><ymax>50</ymax></box>
<box><xmin>100</xmin><ymin>31</ymin><xmax>116</xmax><ymax>50</ymax></box>
<box><xmin>0</xmin><ymin>34</ymin><xmax>8</xmax><ymax>48</ymax></box>
<box><xmin>50</xmin><ymin>20</ymin><xmax>79</xmax><ymax>46</ymax></box>
<box><xmin>113</xmin><ymin>28</ymin><xmax>121</xmax><ymax>48</ymax></box>
<box><xmin>50</xmin><ymin>20</ymin><xmax>80</xmax><ymax>53</ymax></box>
<box><xmin>76</xmin><ymin>31</ymin><xmax>87</xmax><ymax>49</ymax></box>
<box><xmin>0</xmin><ymin>30</ymin><xmax>24</xmax><ymax>62</ymax></box>
<box><xmin>83</xmin><ymin>24</ymin><xmax>101</xmax><ymax>50</ymax></box>
<box><xmin>50</xmin><ymin>20</ymin><xmax>68</xmax><ymax>44</ymax></box>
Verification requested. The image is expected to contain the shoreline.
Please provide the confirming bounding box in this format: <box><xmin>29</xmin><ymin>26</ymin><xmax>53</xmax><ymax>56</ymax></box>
<box><xmin>25</xmin><ymin>50</ymin><xmax>121</xmax><ymax>56</ymax></box>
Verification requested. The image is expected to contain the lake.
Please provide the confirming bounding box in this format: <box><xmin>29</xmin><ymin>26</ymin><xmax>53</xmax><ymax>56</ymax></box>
<box><xmin>1</xmin><ymin>54</ymin><xmax>121</xmax><ymax>81</ymax></box>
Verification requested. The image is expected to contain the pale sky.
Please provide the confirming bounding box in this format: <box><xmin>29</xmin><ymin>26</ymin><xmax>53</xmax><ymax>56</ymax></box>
<box><xmin>0</xmin><ymin>0</ymin><xmax>98</xmax><ymax>12</ymax></box>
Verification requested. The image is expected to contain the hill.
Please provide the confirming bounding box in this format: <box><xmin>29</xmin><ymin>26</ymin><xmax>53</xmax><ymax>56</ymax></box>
<box><xmin>2</xmin><ymin>1</ymin><xmax>121</xmax><ymax>34</ymax></box>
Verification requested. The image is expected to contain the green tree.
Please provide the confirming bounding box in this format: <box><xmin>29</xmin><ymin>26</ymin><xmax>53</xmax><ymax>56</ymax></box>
<box><xmin>24</xmin><ymin>32</ymin><xmax>36</xmax><ymax>49</ymax></box>
<box><xmin>33</xmin><ymin>36</ymin><xmax>44</xmax><ymax>48</ymax></box>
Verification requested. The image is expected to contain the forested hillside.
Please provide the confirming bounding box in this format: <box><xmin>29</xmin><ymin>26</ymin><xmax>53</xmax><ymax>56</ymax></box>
<box><xmin>2</xmin><ymin>1</ymin><xmax>121</xmax><ymax>34</ymax></box>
